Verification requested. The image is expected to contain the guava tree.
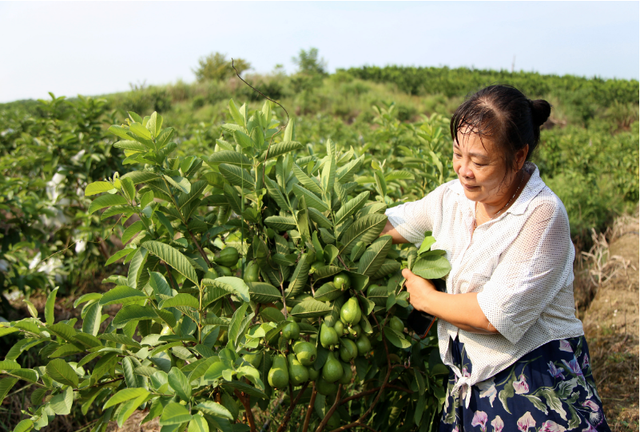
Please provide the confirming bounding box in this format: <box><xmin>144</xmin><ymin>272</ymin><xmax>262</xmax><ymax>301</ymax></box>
<box><xmin>0</xmin><ymin>100</ymin><xmax>450</xmax><ymax>432</ymax></box>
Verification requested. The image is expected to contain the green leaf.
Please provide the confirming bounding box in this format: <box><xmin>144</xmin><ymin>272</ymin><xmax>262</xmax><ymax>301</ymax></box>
<box><xmin>47</xmin><ymin>322</ymin><xmax>77</xmax><ymax>342</ymax></box>
<box><xmin>357</xmin><ymin>235</ymin><xmax>393</xmax><ymax>277</ymax></box>
<box><xmin>417</xmin><ymin>233</ymin><xmax>436</xmax><ymax>255</ymax></box>
<box><xmin>384</xmin><ymin>327</ymin><xmax>411</xmax><ymax>349</ymax></box>
<box><xmin>357</xmin><ymin>202</ymin><xmax>387</xmax><ymax>217</ymax></box>
<box><xmin>335</xmin><ymin>191</ymin><xmax>370</xmax><ymax>226</ymax></box>
<box><xmin>292</xmin><ymin>184</ymin><xmax>328</xmax><ymax>212</ymax></box>
<box><xmin>411</xmin><ymin>252</ymin><xmax>451</xmax><ymax>280</ymax></box>
<box><xmin>264</xmin><ymin>177</ymin><xmax>290</xmax><ymax>211</ymax></box>
<box><xmin>233</xmin><ymin>130</ymin><xmax>255</xmax><ymax>148</ymax></box>
<box><xmin>290</xmin><ymin>298</ymin><xmax>332</xmax><ymax>319</ymax></box>
<box><xmin>46</xmin><ymin>359</ymin><xmax>79</xmax><ymax>387</ymax></box>
<box><xmin>108</xmin><ymin>125</ymin><xmax>136</xmax><ymax>141</ymax></box>
<box><xmin>82</xmin><ymin>302</ymin><xmax>102</xmax><ymax>337</ymax></box>
<box><xmin>339</xmin><ymin>213</ymin><xmax>388</xmax><ymax>255</ymax></box>
<box><xmin>264</xmin><ymin>216</ymin><xmax>297</xmax><ymax>231</ymax></box>
<box><xmin>149</xmin><ymin>272</ymin><xmax>173</xmax><ymax>297</ymax></box>
<box><xmin>207</xmin><ymin>277</ymin><xmax>251</xmax><ymax>302</ymax></box>
<box><xmin>228</xmin><ymin>99</ymin><xmax>245</xmax><ymax>126</ymax></box>
<box><xmin>372</xmin><ymin>259</ymin><xmax>401</xmax><ymax>280</ymax></box>
<box><xmin>260</xmin><ymin>308</ymin><xmax>285</xmax><ymax>323</ymax></box>
<box><xmin>313</xmin><ymin>282</ymin><xmax>342</xmax><ymax>302</ymax></box>
<box><xmin>121</xmin><ymin>177</ymin><xmax>136</xmax><ymax>202</ymax></box>
<box><xmin>127</xmin><ymin>248</ymin><xmax>149</xmax><ymax>289</ymax></box>
<box><xmin>312</xmin><ymin>265</ymin><xmax>343</xmax><ymax>280</ymax></box>
<box><xmin>157</xmin><ymin>126</ymin><xmax>174</xmax><ymax>148</ymax></box>
<box><xmin>103</xmin><ymin>388</ymin><xmax>150</xmax><ymax>409</ymax></box>
<box><xmin>292</xmin><ymin>164</ymin><xmax>323</xmax><ymax>195</ymax></box>
<box><xmin>49</xmin><ymin>386</ymin><xmax>74</xmax><ymax>415</ymax></box>
<box><xmin>13</xmin><ymin>419</ymin><xmax>34</xmax><ymax>432</ymax></box>
<box><xmin>374</xmin><ymin>170</ymin><xmax>387</xmax><ymax>196</ymax></box>
<box><xmin>142</xmin><ymin>241</ymin><xmax>198</xmax><ymax>285</ymax></box>
<box><xmin>160</xmin><ymin>402</ymin><xmax>193</xmax><ymax>425</ymax></box>
<box><xmin>0</xmin><ymin>378</ymin><xmax>18</xmax><ymax>404</ymax></box>
<box><xmin>112</xmin><ymin>305</ymin><xmax>158</xmax><ymax>329</ymax></box>
<box><xmin>168</xmin><ymin>367</ymin><xmax>192</xmax><ymax>402</ymax></box>
<box><xmin>321</xmin><ymin>141</ymin><xmax>336</xmax><ymax>196</ymax></box>
<box><xmin>337</xmin><ymin>155</ymin><xmax>364</xmax><ymax>183</ymax></box>
<box><xmin>121</xmin><ymin>170</ymin><xmax>160</xmax><ymax>185</ymax></box>
<box><xmin>73</xmin><ymin>292</ymin><xmax>103</xmax><ymax>308</ymax></box>
<box><xmin>160</xmin><ymin>294</ymin><xmax>199</xmax><ymax>309</ymax></box>
<box><xmin>88</xmin><ymin>194</ymin><xmax>129</xmax><ymax>214</ymax></box>
<box><xmin>147</xmin><ymin>112</ymin><xmax>158</xmax><ymax>138</ymax></box>
<box><xmin>99</xmin><ymin>285</ymin><xmax>147</xmax><ymax>306</ymax></box>
<box><xmin>219</xmin><ymin>164</ymin><xmax>255</xmax><ymax>190</ymax></box>
<box><xmin>123</xmin><ymin>356</ymin><xmax>136</xmax><ymax>388</ymax></box>
<box><xmin>209</xmin><ymin>150</ymin><xmax>252</xmax><ymax>167</ymax></box>
<box><xmin>114</xmin><ymin>140</ymin><xmax>148</xmax><ymax>152</ymax></box>
<box><xmin>122</xmin><ymin>221</ymin><xmax>145</xmax><ymax>245</ymax></box>
<box><xmin>283</xmin><ymin>118</ymin><xmax>295</xmax><ymax>141</ymax></box>
<box><xmin>44</xmin><ymin>287</ymin><xmax>58</xmax><ymax>326</ymax></box>
<box><xmin>85</xmin><ymin>181</ymin><xmax>117</xmax><ymax>196</ymax></box>
<box><xmin>9</xmin><ymin>368</ymin><xmax>38</xmax><ymax>383</ymax></box>
<box><xmin>189</xmin><ymin>415</ymin><xmax>210</xmax><ymax>432</ymax></box>
<box><xmin>178</xmin><ymin>180</ymin><xmax>208</xmax><ymax>210</ymax></box>
<box><xmin>247</xmin><ymin>282</ymin><xmax>282</xmax><ymax>304</ymax></box>
<box><xmin>115</xmin><ymin>393</ymin><xmax>149</xmax><ymax>428</ymax></box>
<box><xmin>285</xmin><ymin>253</ymin><xmax>312</xmax><ymax>298</ymax></box>
<box><xmin>308</xmin><ymin>207</ymin><xmax>332</xmax><ymax>230</ymax></box>
<box><xmin>260</xmin><ymin>141</ymin><xmax>303</xmax><ymax>160</ymax></box>
<box><xmin>130</xmin><ymin>122</ymin><xmax>152</xmax><ymax>140</ymax></box>
<box><xmin>195</xmin><ymin>400</ymin><xmax>234</xmax><ymax>420</ymax></box>
<box><xmin>228</xmin><ymin>303</ymin><xmax>250</xmax><ymax>347</ymax></box>
<box><xmin>223</xmin><ymin>183</ymin><xmax>243</xmax><ymax>215</ymax></box>
<box><xmin>164</xmin><ymin>175</ymin><xmax>191</xmax><ymax>194</ymax></box>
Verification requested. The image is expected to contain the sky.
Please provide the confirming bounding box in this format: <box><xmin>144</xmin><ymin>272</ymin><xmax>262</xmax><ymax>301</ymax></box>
<box><xmin>0</xmin><ymin>1</ymin><xmax>638</xmax><ymax>103</ymax></box>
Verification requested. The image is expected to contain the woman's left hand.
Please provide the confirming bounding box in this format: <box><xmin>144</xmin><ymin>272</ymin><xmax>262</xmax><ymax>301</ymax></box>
<box><xmin>402</xmin><ymin>268</ymin><xmax>437</xmax><ymax>313</ymax></box>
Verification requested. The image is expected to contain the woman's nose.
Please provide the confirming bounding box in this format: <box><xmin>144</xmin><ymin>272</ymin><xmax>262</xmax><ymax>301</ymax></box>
<box><xmin>459</xmin><ymin>160</ymin><xmax>473</xmax><ymax>179</ymax></box>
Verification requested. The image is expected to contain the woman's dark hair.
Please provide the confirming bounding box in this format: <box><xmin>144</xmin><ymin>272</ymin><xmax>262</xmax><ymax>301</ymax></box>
<box><xmin>449</xmin><ymin>85</ymin><xmax>551</xmax><ymax>172</ymax></box>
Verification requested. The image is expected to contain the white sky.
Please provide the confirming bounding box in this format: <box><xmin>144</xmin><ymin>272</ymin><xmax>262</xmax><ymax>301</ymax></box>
<box><xmin>0</xmin><ymin>1</ymin><xmax>638</xmax><ymax>103</ymax></box>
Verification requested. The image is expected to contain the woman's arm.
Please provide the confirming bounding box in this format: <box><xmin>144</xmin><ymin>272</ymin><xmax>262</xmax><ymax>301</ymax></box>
<box><xmin>381</xmin><ymin>220</ymin><xmax>410</xmax><ymax>244</ymax></box>
<box><xmin>402</xmin><ymin>269</ymin><xmax>498</xmax><ymax>334</ymax></box>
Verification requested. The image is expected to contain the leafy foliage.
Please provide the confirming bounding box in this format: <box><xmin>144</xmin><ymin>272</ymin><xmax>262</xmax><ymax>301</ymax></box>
<box><xmin>0</xmin><ymin>103</ymin><xmax>451</xmax><ymax>432</ymax></box>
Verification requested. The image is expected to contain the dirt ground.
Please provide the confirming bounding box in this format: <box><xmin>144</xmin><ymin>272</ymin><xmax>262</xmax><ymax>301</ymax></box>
<box><xmin>579</xmin><ymin>211</ymin><xmax>639</xmax><ymax>431</ymax></box>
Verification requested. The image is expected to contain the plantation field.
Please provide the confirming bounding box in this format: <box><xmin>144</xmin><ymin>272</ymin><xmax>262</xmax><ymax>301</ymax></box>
<box><xmin>0</xmin><ymin>61</ymin><xmax>637</xmax><ymax>432</ymax></box>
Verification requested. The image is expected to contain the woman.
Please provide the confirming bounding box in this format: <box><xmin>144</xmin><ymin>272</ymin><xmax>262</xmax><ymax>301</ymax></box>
<box><xmin>383</xmin><ymin>85</ymin><xmax>610</xmax><ymax>431</ymax></box>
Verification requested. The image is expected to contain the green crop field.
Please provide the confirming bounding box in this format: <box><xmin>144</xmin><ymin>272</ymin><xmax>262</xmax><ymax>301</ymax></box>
<box><xmin>0</xmin><ymin>53</ymin><xmax>637</xmax><ymax>432</ymax></box>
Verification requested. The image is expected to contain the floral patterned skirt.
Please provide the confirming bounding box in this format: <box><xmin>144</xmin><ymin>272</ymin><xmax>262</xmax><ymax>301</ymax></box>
<box><xmin>439</xmin><ymin>336</ymin><xmax>611</xmax><ymax>432</ymax></box>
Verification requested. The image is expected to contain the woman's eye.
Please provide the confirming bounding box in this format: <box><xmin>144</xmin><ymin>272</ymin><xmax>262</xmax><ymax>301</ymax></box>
<box><xmin>473</xmin><ymin>162</ymin><xmax>487</xmax><ymax>167</ymax></box>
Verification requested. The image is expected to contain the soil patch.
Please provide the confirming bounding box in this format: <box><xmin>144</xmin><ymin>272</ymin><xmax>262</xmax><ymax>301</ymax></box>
<box><xmin>580</xmin><ymin>211</ymin><xmax>639</xmax><ymax>431</ymax></box>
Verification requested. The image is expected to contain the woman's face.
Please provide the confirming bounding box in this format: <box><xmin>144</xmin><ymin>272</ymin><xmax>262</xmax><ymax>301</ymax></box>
<box><xmin>452</xmin><ymin>133</ymin><xmax>516</xmax><ymax>206</ymax></box>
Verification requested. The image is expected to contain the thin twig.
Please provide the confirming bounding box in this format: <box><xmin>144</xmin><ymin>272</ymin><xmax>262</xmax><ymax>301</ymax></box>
<box><xmin>188</xmin><ymin>230</ymin><xmax>212</xmax><ymax>267</ymax></box>
<box><xmin>329</xmin><ymin>422</ymin><xmax>378</xmax><ymax>432</ymax></box>
<box><xmin>314</xmin><ymin>385</ymin><xmax>343</xmax><ymax>432</ymax></box>
<box><xmin>276</xmin><ymin>382</ymin><xmax>310</xmax><ymax>432</ymax></box>
<box><xmin>302</xmin><ymin>383</ymin><xmax>318</xmax><ymax>432</ymax></box>
<box><xmin>234</xmin><ymin>389</ymin><xmax>257</xmax><ymax>432</ymax></box>
<box><xmin>231</xmin><ymin>59</ymin><xmax>289</xmax><ymax>124</ymax></box>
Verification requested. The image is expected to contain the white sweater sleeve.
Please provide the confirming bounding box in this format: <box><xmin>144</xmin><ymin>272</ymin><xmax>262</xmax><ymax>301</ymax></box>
<box><xmin>476</xmin><ymin>198</ymin><xmax>575</xmax><ymax>344</ymax></box>
<box><xmin>385</xmin><ymin>185</ymin><xmax>447</xmax><ymax>245</ymax></box>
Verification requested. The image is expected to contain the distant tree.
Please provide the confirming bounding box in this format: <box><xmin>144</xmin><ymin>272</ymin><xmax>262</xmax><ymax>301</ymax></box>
<box><xmin>193</xmin><ymin>52</ymin><xmax>251</xmax><ymax>82</ymax></box>
<box><xmin>290</xmin><ymin>48</ymin><xmax>327</xmax><ymax>94</ymax></box>
<box><xmin>292</xmin><ymin>47</ymin><xmax>327</xmax><ymax>76</ymax></box>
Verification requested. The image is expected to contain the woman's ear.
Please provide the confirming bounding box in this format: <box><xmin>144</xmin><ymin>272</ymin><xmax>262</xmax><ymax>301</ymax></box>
<box><xmin>515</xmin><ymin>144</ymin><xmax>529</xmax><ymax>170</ymax></box>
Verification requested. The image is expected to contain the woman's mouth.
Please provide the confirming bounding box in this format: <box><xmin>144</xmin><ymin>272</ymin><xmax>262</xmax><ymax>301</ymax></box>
<box><xmin>461</xmin><ymin>182</ymin><xmax>479</xmax><ymax>191</ymax></box>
